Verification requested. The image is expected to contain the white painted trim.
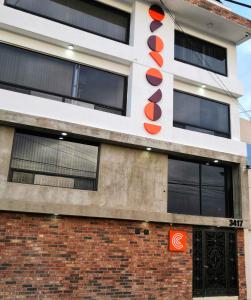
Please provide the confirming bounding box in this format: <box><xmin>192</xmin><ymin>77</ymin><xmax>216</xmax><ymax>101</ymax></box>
<box><xmin>206</xmin><ymin>0</ymin><xmax>232</xmax><ymax>10</ymax></box>
<box><xmin>96</xmin><ymin>0</ymin><xmax>132</xmax><ymax>12</ymax></box>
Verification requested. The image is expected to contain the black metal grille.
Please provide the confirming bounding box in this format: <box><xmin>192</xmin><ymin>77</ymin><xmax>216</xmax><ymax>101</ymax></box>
<box><xmin>193</xmin><ymin>227</ymin><xmax>238</xmax><ymax>297</ymax></box>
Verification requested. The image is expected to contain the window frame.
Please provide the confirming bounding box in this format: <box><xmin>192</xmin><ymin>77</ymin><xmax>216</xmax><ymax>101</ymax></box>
<box><xmin>175</xmin><ymin>30</ymin><xmax>228</xmax><ymax>77</ymax></box>
<box><xmin>168</xmin><ymin>156</ymin><xmax>234</xmax><ymax>218</ymax></box>
<box><xmin>4</xmin><ymin>0</ymin><xmax>131</xmax><ymax>45</ymax></box>
<box><xmin>173</xmin><ymin>89</ymin><xmax>231</xmax><ymax>139</ymax></box>
<box><xmin>247</xmin><ymin>144</ymin><xmax>251</xmax><ymax>167</ymax></box>
<box><xmin>0</xmin><ymin>42</ymin><xmax>128</xmax><ymax>116</ymax></box>
<box><xmin>8</xmin><ymin>129</ymin><xmax>101</xmax><ymax>191</ymax></box>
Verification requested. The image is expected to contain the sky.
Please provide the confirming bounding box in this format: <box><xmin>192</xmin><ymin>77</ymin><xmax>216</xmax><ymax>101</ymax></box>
<box><xmin>221</xmin><ymin>0</ymin><xmax>251</xmax><ymax>119</ymax></box>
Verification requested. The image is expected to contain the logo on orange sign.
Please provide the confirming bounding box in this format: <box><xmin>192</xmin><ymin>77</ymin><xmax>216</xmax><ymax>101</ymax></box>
<box><xmin>169</xmin><ymin>230</ymin><xmax>187</xmax><ymax>252</ymax></box>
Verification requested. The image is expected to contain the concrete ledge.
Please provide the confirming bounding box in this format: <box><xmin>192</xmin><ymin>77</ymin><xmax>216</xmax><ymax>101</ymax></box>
<box><xmin>0</xmin><ymin>197</ymin><xmax>249</xmax><ymax>228</ymax></box>
<box><xmin>0</xmin><ymin>109</ymin><xmax>247</xmax><ymax>164</ymax></box>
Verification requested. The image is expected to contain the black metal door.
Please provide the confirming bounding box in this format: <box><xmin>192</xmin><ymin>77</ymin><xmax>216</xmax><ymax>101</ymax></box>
<box><xmin>193</xmin><ymin>227</ymin><xmax>238</xmax><ymax>297</ymax></box>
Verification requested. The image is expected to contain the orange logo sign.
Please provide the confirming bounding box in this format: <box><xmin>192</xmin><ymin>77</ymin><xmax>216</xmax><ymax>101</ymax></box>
<box><xmin>169</xmin><ymin>230</ymin><xmax>187</xmax><ymax>252</ymax></box>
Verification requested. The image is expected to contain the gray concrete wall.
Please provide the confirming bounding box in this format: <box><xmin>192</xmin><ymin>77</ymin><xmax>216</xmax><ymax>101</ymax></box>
<box><xmin>0</xmin><ymin>126</ymin><xmax>169</xmax><ymax>216</ymax></box>
<box><xmin>0</xmin><ymin>117</ymin><xmax>249</xmax><ymax>228</ymax></box>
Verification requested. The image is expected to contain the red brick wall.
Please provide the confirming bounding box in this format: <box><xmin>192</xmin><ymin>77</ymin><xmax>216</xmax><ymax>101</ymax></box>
<box><xmin>0</xmin><ymin>212</ymin><xmax>193</xmax><ymax>300</ymax></box>
<box><xmin>184</xmin><ymin>0</ymin><xmax>251</xmax><ymax>29</ymax></box>
<box><xmin>0</xmin><ymin>212</ymin><xmax>246</xmax><ymax>300</ymax></box>
<box><xmin>238</xmin><ymin>229</ymin><xmax>247</xmax><ymax>300</ymax></box>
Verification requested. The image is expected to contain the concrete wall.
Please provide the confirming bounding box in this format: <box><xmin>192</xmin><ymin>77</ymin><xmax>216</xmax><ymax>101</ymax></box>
<box><xmin>244</xmin><ymin>168</ymin><xmax>251</xmax><ymax>299</ymax></box>
<box><xmin>0</xmin><ymin>124</ymin><xmax>249</xmax><ymax>229</ymax></box>
<box><xmin>0</xmin><ymin>126</ymin><xmax>167</xmax><ymax>213</ymax></box>
<box><xmin>0</xmin><ymin>0</ymin><xmax>246</xmax><ymax>157</ymax></box>
<box><xmin>240</xmin><ymin>119</ymin><xmax>251</xmax><ymax>299</ymax></box>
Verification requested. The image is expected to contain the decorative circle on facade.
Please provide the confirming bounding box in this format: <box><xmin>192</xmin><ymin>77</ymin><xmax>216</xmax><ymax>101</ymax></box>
<box><xmin>149</xmin><ymin>51</ymin><xmax>163</xmax><ymax>67</ymax></box>
<box><xmin>148</xmin><ymin>89</ymin><xmax>162</xmax><ymax>103</ymax></box>
<box><xmin>149</xmin><ymin>5</ymin><xmax>165</xmax><ymax>21</ymax></box>
<box><xmin>147</xmin><ymin>35</ymin><xmax>164</xmax><ymax>52</ymax></box>
<box><xmin>150</xmin><ymin>20</ymin><xmax>163</xmax><ymax>33</ymax></box>
<box><xmin>144</xmin><ymin>102</ymin><xmax>162</xmax><ymax>121</ymax></box>
<box><xmin>146</xmin><ymin>68</ymin><xmax>163</xmax><ymax>86</ymax></box>
<box><xmin>144</xmin><ymin>4</ymin><xmax>165</xmax><ymax>135</ymax></box>
<box><xmin>144</xmin><ymin>123</ymin><xmax>161</xmax><ymax>134</ymax></box>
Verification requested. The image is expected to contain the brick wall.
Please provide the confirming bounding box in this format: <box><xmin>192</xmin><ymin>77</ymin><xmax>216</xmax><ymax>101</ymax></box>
<box><xmin>184</xmin><ymin>0</ymin><xmax>251</xmax><ymax>29</ymax></box>
<box><xmin>0</xmin><ymin>212</ymin><xmax>246</xmax><ymax>300</ymax></box>
<box><xmin>238</xmin><ymin>229</ymin><xmax>247</xmax><ymax>300</ymax></box>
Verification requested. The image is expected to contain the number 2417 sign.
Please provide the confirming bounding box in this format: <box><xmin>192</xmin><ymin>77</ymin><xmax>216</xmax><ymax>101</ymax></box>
<box><xmin>169</xmin><ymin>230</ymin><xmax>187</xmax><ymax>252</ymax></box>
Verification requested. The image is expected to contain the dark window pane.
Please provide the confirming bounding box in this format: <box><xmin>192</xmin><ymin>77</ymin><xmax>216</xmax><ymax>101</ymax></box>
<box><xmin>78</xmin><ymin>65</ymin><xmax>126</xmax><ymax>110</ymax></box>
<box><xmin>201</xmin><ymin>165</ymin><xmax>226</xmax><ymax>217</ymax></box>
<box><xmin>173</xmin><ymin>90</ymin><xmax>230</xmax><ymax>138</ymax></box>
<box><xmin>0</xmin><ymin>43</ymin><xmax>127</xmax><ymax>115</ymax></box>
<box><xmin>74</xmin><ymin>178</ymin><xmax>96</xmax><ymax>190</ymax></box>
<box><xmin>174</xmin><ymin>91</ymin><xmax>201</xmax><ymax>128</ymax></box>
<box><xmin>175</xmin><ymin>31</ymin><xmax>227</xmax><ymax>75</ymax></box>
<box><xmin>12</xmin><ymin>171</ymin><xmax>34</xmax><ymax>184</ymax></box>
<box><xmin>10</xmin><ymin>132</ymin><xmax>98</xmax><ymax>190</ymax></box>
<box><xmin>0</xmin><ymin>43</ymin><xmax>74</xmax><ymax>96</ymax></box>
<box><xmin>168</xmin><ymin>158</ymin><xmax>233</xmax><ymax>218</ymax></box>
<box><xmin>168</xmin><ymin>159</ymin><xmax>200</xmax><ymax>215</ymax></box>
<box><xmin>0</xmin><ymin>82</ymin><xmax>30</xmax><ymax>95</ymax></box>
<box><xmin>247</xmin><ymin>144</ymin><xmax>251</xmax><ymax>166</ymax></box>
<box><xmin>5</xmin><ymin>0</ymin><xmax>130</xmax><ymax>43</ymax></box>
<box><xmin>201</xmin><ymin>100</ymin><xmax>229</xmax><ymax>134</ymax></box>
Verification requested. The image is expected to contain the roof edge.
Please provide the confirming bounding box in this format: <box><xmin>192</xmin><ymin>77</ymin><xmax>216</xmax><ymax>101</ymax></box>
<box><xmin>183</xmin><ymin>0</ymin><xmax>251</xmax><ymax>30</ymax></box>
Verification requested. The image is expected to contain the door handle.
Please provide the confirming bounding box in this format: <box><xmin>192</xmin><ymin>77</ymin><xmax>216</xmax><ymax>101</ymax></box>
<box><xmin>203</xmin><ymin>265</ymin><xmax>208</xmax><ymax>268</ymax></box>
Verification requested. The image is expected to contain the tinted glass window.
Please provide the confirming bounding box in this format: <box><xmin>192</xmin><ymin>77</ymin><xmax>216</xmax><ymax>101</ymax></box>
<box><xmin>5</xmin><ymin>0</ymin><xmax>130</xmax><ymax>43</ymax></box>
<box><xmin>247</xmin><ymin>144</ymin><xmax>251</xmax><ymax>166</ymax></box>
<box><xmin>168</xmin><ymin>158</ymin><xmax>233</xmax><ymax>218</ymax></box>
<box><xmin>173</xmin><ymin>90</ymin><xmax>230</xmax><ymax>138</ymax></box>
<box><xmin>78</xmin><ymin>65</ymin><xmax>126</xmax><ymax>110</ymax></box>
<box><xmin>0</xmin><ymin>43</ymin><xmax>74</xmax><ymax>96</ymax></box>
<box><xmin>168</xmin><ymin>159</ymin><xmax>200</xmax><ymax>215</ymax></box>
<box><xmin>0</xmin><ymin>43</ymin><xmax>127</xmax><ymax>115</ymax></box>
<box><xmin>201</xmin><ymin>165</ymin><xmax>226</xmax><ymax>217</ymax></box>
<box><xmin>10</xmin><ymin>132</ymin><xmax>98</xmax><ymax>190</ymax></box>
<box><xmin>175</xmin><ymin>31</ymin><xmax>227</xmax><ymax>75</ymax></box>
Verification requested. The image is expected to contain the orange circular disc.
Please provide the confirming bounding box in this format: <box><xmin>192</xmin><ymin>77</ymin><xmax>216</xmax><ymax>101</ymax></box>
<box><xmin>146</xmin><ymin>68</ymin><xmax>163</xmax><ymax>86</ymax></box>
<box><xmin>148</xmin><ymin>36</ymin><xmax>164</xmax><ymax>52</ymax></box>
<box><xmin>144</xmin><ymin>102</ymin><xmax>162</xmax><ymax>121</ymax></box>
<box><xmin>149</xmin><ymin>5</ymin><xmax>165</xmax><ymax>22</ymax></box>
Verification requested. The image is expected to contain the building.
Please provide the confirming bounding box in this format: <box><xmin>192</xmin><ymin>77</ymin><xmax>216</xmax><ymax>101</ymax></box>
<box><xmin>240</xmin><ymin>118</ymin><xmax>251</xmax><ymax>300</ymax></box>
<box><xmin>0</xmin><ymin>0</ymin><xmax>250</xmax><ymax>299</ymax></box>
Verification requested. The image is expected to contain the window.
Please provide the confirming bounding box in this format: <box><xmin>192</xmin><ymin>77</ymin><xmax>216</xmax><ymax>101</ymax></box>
<box><xmin>168</xmin><ymin>158</ymin><xmax>233</xmax><ymax>218</ymax></box>
<box><xmin>9</xmin><ymin>131</ymin><xmax>99</xmax><ymax>190</ymax></box>
<box><xmin>175</xmin><ymin>30</ymin><xmax>227</xmax><ymax>76</ymax></box>
<box><xmin>0</xmin><ymin>43</ymin><xmax>127</xmax><ymax>115</ymax></box>
<box><xmin>173</xmin><ymin>90</ymin><xmax>230</xmax><ymax>138</ymax></box>
<box><xmin>247</xmin><ymin>144</ymin><xmax>251</xmax><ymax>167</ymax></box>
<box><xmin>5</xmin><ymin>0</ymin><xmax>130</xmax><ymax>44</ymax></box>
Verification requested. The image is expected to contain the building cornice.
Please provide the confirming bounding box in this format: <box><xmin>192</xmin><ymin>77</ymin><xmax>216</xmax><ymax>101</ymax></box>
<box><xmin>185</xmin><ymin>0</ymin><xmax>251</xmax><ymax>30</ymax></box>
<box><xmin>0</xmin><ymin>109</ymin><xmax>246</xmax><ymax>164</ymax></box>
